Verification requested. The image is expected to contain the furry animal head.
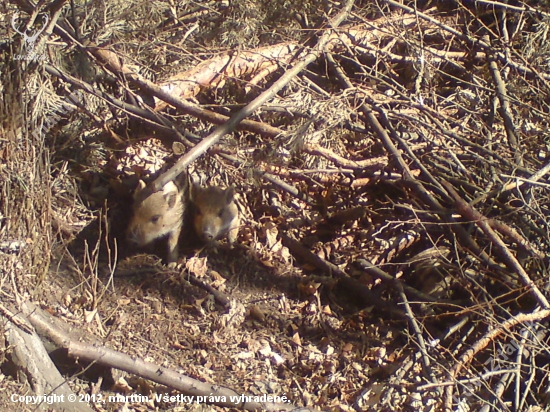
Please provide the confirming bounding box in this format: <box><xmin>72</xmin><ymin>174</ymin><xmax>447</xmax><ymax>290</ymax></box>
<box><xmin>190</xmin><ymin>185</ymin><xmax>239</xmax><ymax>243</ymax></box>
<box><xmin>126</xmin><ymin>180</ymin><xmax>184</xmax><ymax>248</ymax></box>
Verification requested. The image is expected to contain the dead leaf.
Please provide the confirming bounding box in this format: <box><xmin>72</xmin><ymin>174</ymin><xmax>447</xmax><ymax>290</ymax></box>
<box><xmin>185</xmin><ymin>256</ymin><xmax>208</xmax><ymax>277</ymax></box>
<box><xmin>291</xmin><ymin>332</ymin><xmax>302</xmax><ymax>346</ymax></box>
<box><xmin>84</xmin><ymin>309</ymin><xmax>97</xmax><ymax>323</ymax></box>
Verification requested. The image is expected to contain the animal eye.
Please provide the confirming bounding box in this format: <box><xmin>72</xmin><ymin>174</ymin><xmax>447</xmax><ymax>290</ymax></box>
<box><xmin>217</xmin><ymin>210</ymin><xmax>224</xmax><ymax>218</ymax></box>
<box><xmin>150</xmin><ymin>215</ymin><xmax>161</xmax><ymax>224</ymax></box>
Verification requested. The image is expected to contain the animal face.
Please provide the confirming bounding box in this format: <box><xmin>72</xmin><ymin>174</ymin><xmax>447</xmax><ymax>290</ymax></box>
<box><xmin>126</xmin><ymin>180</ymin><xmax>184</xmax><ymax>264</ymax></box>
<box><xmin>190</xmin><ymin>185</ymin><xmax>239</xmax><ymax>243</ymax></box>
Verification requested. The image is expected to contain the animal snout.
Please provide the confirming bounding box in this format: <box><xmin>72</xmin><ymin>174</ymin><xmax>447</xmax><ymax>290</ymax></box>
<box><xmin>126</xmin><ymin>225</ymin><xmax>144</xmax><ymax>246</ymax></box>
<box><xmin>201</xmin><ymin>223</ymin><xmax>218</xmax><ymax>241</ymax></box>
<box><xmin>202</xmin><ymin>230</ymin><xmax>215</xmax><ymax>241</ymax></box>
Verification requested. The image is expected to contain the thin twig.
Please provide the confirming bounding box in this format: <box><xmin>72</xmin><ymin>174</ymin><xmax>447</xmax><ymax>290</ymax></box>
<box><xmin>443</xmin><ymin>309</ymin><xmax>550</xmax><ymax>411</ymax></box>
<box><xmin>441</xmin><ymin>180</ymin><xmax>550</xmax><ymax>309</ymax></box>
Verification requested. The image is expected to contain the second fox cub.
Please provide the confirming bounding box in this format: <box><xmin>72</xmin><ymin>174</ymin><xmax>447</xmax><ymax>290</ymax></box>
<box><xmin>189</xmin><ymin>184</ymin><xmax>239</xmax><ymax>244</ymax></box>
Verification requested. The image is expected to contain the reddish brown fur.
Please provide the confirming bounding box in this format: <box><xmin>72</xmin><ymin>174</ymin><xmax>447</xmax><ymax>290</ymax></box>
<box><xmin>126</xmin><ymin>180</ymin><xmax>184</xmax><ymax>266</ymax></box>
<box><xmin>190</xmin><ymin>185</ymin><xmax>239</xmax><ymax>244</ymax></box>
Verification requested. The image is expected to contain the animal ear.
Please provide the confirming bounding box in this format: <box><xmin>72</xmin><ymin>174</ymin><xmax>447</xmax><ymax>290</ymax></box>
<box><xmin>225</xmin><ymin>187</ymin><xmax>235</xmax><ymax>203</ymax></box>
<box><xmin>134</xmin><ymin>180</ymin><xmax>147</xmax><ymax>199</ymax></box>
<box><xmin>162</xmin><ymin>181</ymin><xmax>179</xmax><ymax>208</ymax></box>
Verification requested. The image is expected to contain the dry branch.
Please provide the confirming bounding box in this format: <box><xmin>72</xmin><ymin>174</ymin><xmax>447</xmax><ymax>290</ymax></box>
<box><xmin>21</xmin><ymin>301</ymin><xmax>317</xmax><ymax>411</ymax></box>
<box><xmin>486</xmin><ymin>46</ymin><xmax>520</xmax><ymax>165</ymax></box>
<box><xmin>68</xmin><ymin>341</ymin><xmax>301</xmax><ymax>411</ymax></box>
<box><xmin>443</xmin><ymin>309</ymin><xmax>550</xmax><ymax>411</ymax></box>
<box><xmin>303</xmin><ymin>143</ymin><xmax>392</xmax><ymax>170</ymax></box>
<box><xmin>354</xmin><ymin>259</ymin><xmax>440</xmax><ymax>304</ymax></box>
<box><xmin>474</xmin><ymin>162</ymin><xmax>550</xmax><ymax>205</ymax></box>
<box><xmin>441</xmin><ymin>180</ymin><xmax>550</xmax><ymax>310</ymax></box>
<box><xmin>154</xmin><ymin>43</ymin><xmax>301</xmax><ymax>111</ymax></box>
<box><xmin>50</xmin><ymin>18</ymin><xmax>283</xmax><ymax>136</ymax></box>
<box><xmin>385</xmin><ymin>0</ymin><xmax>550</xmax><ymax>81</ymax></box>
<box><xmin>154</xmin><ymin>15</ymin><xmax>420</xmax><ymax>109</ymax></box>
<box><xmin>46</xmin><ymin>48</ymin><xmax>283</xmax><ymax>138</ymax></box>
<box><xmin>280</xmin><ymin>234</ymin><xmax>406</xmax><ymax>318</ymax></box>
<box><xmin>152</xmin><ymin>0</ymin><xmax>356</xmax><ymax>190</ymax></box>
<box><xmin>359</xmin><ymin>95</ymin><xmax>506</xmax><ymax>278</ymax></box>
<box><xmin>3</xmin><ymin>302</ymin><xmax>93</xmax><ymax>412</ymax></box>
